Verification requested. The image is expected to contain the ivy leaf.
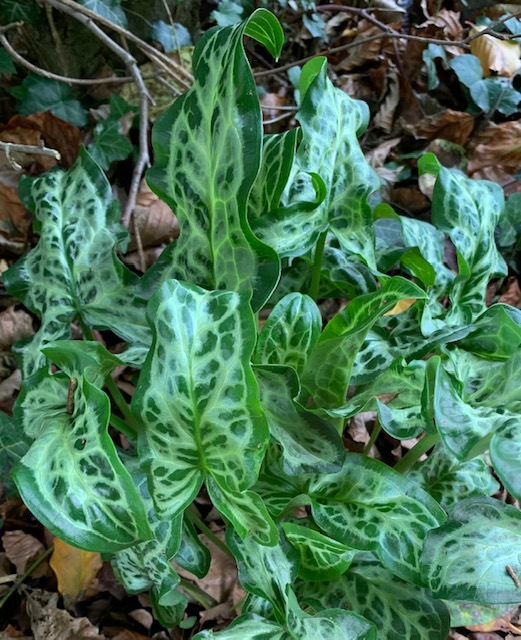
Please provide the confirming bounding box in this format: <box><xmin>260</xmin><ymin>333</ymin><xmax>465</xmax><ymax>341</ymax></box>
<box><xmin>407</xmin><ymin>446</ymin><xmax>499</xmax><ymax>510</ymax></box>
<box><xmin>0</xmin><ymin>48</ymin><xmax>16</xmax><ymax>75</ymax></box>
<box><xmin>13</xmin><ymin>369</ymin><xmax>151</xmax><ymax>553</ymax></box>
<box><xmin>111</xmin><ymin>456</ymin><xmax>187</xmax><ymax>628</ymax></box>
<box><xmin>76</xmin><ymin>0</ymin><xmax>127</xmax><ymax>27</ymax></box>
<box><xmin>152</xmin><ymin>20</ymin><xmax>192</xmax><ymax>51</ymax></box>
<box><xmin>143</xmin><ymin>9</ymin><xmax>284</xmax><ymax>310</ymax></box>
<box><xmin>470</xmin><ymin>77</ymin><xmax>521</xmax><ymax>117</ymax></box>
<box><xmin>10</xmin><ymin>75</ymin><xmax>88</xmax><ymax>127</ymax></box>
<box><xmin>254</xmin><ymin>293</ymin><xmax>321</xmax><ymax>375</ymax></box>
<box><xmin>0</xmin><ymin>0</ymin><xmax>43</xmax><ymax>24</ymax></box>
<box><xmin>282</xmin><ymin>520</ymin><xmax>355</xmax><ymax>582</ymax></box>
<box><xmin>134</xmin><ymin>280</ymin><xmax>270</xmax><ymax>536</ymax></box>
<box><xmin>87</xmin><ymin>119</ymin><xmax>133</xmax><ymax>170</ymax></box>
<box><xmin>3</xmin><ymin>148</ymin><xmax>150</xmax><ymax>375</ymax></box>
<box><xmin>302</xmin><ymin>277</ymin><xmax>427</xmax><ymax>408</ymax></box>
<box><xmin>297</xmin><ymin>553</ymin><xmax>450</xmax><ymax>640</ymax></box>
<box><xmin>254</xmin><ymin>365</ymin><xmax>345</xmax><ymax>474</ymax></box>
<box><xmin>422</xmin><ymin>497</ymin><xmax>521</xmax><ymax>603</ymax></box>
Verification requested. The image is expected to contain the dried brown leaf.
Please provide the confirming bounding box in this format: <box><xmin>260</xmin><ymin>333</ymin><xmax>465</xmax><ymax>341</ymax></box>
<box><xmin>129</xmin><ymin>180</ymin><xmax>179</xmax><ymax>250</ymax></box>
<box><xmin>374</xmin><ymin>70</ymin><xmax>401</xmax><ymax>133</ymax></box>
<box><xmin>50</xmin><ymin>538</ymin><xmax>103</xmax><ymax>607</ymax></box>
<box><xmin>499</xmin><ymin>277</ymin><xmax>521</xmax><ymax>308</ymax></box>
<box><xmin>0</xmin><ymin>307</ymin><xmax>34</xmax><ymax>350</ymax></box>
<box><xmin>25</xmin><ymin>590</ymin><xmax>105</xmax><ymax>640</ymax></box>
<box><xmin>468</xmin><ymin>121</ymin><xmax>521</xmax><ymax>178</ymax></box>
<box><xmin>336</xmin><ymin>20</ymin><xmax>384</xmax><ymax>71</ymax></box>
<box><xmin>411</xmin><ymin>110</ymin><xmax>475</xmax><ymax>145</ymax></box>
<box><xmin>2</xmin><ymin>531</ymin><xmax>45</xmax><ymax>575</ymax></box>
<box><xmin>470</xmin><ymin>27</ymin><xmax>521</xmax><ymax>77</ymax></box>
<box><xmin>0</xmin><ymin>171</ymin><xmax>31</xmax><ymax>240</ymax></box>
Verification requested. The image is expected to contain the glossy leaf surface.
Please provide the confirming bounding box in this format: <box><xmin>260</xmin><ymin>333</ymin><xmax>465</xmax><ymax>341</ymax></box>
<box><xmin>422</xmin><ymin>497</ymin><xmax>521</xmax><ymax>603</ymax></box>
<box><xmin>254</xmin><ymin>293</ymin><xmax>321</xmax><ymax>376</ymax></box>
<box><xmin>298</xmin><ymin>554</ymin><xmax>450</xmax><ymax>640</ymax></box>
<box><xmin>254</xmin><ymin>365</ymin><xmax>344</xmax><ymax>473</ymax></box>
<box><xmin>3</xmin><ymin>148</ymin><xmax>150</xmax><ymax>375</ymax></box>
<box><xmin>302</xmin><ymin>277</ymin><xmax>426</xmax><ymax>408</ymax></box>
<box><xmin>14</xmin><ymin>370</ymin><xmax>150</xmax><ymax>552</ymax></box>
<box><xmin>144</xmin><ymin>10</ymin><xmax>283</xmax><ymax>310</ymax></box>
<box><xmin>134</xmin><ymin>280</ymin><xmax>269</xmax><ymax>521</ymax></box>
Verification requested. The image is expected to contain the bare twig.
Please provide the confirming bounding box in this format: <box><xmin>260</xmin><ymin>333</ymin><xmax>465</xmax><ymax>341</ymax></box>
<box><xmin>263</xmin><ymin>111</ymin><xmax>296</xmax><ymax>126</ymax></box>
<box><xmin>255</xmin><ymin>6</ymin><xmax>521</xmax><ymax>78</ymax></box>
<box><xmin>0</xmin><ymin>26</ymin><xmax>161</xmax><ymax>86</ymax></box>
<box><xmin>37</xmin><ymin>0</ymin><xmax>193</xmax><ymax>90</ymax></box>
<box><xmin>0</xmin><ymin>141</ymin><xmax>61</xmax><ymax>170</ymax></box>
<box><xmin>34</xmin><ymin>0</ymin><xmax>153</xmax><ymax>227</ymax></box>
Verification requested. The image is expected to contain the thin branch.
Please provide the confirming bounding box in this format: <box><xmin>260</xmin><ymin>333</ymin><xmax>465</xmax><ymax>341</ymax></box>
<box><xmin>465</xmin><ymin>10</ymin><xmax>521</xmax><ymax>42</ymax></box>
<box><xmin>35</xmin><ymin>0</ymin><xmax>152</xmax><ymax>227</ymax></box>
<box><xmin>263</xmin><ymin>111</ymin><xmax>296</xmax><ymax>125</ymax></box>
<box><xmin>0</xmin><ymin>140</ymin><xmax>61</xmax><ymax>170</ymax></box>
<box><xmin>38</xmin><ymin>0</ymin><xmax>193</xmax><ymax>90</ymax></box>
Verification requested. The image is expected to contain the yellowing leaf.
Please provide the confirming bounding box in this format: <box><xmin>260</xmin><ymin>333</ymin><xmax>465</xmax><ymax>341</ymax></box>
<box><xmin>470</xmin><ymin>27</ymin><xmax>521</xmax><ymax>77</ymax></box>
<box><xmin>383</xmin><ymin>298</ymin><xmax>417</xmax><ymax>315</ymax></box>
<box><xmin>50</xmin><ymin>537</ymin><xmax>103</xmax><ymax>606</ymax></box>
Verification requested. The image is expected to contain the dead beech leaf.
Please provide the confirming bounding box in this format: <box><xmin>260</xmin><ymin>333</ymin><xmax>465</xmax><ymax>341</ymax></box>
<box><xmin>470</xmin><ymin>27</ymin><xmax>521</xmax><ymax>77</ymax></box>
<box><xmin>129</xmin><ymin>180</ymin><xmax>179</xmax><ymax>250</ymax></box>
<box><xmin>336</xmin><ymin>20</ymin><xmax>385</xmax><ymax>71</ymax></box>
<box><xmin>50</xmin><ymin>538</ymin><xmax>103</xmax><ymax>607</ymax></box>
<box><xmin>468</xmin><ymin>121</ymin><xmax>521</xmax><ymax>178</ymax></box>
<box><xmin>0</xmin><ymin>307</ymin><xmax>34</xmax><ymax>350</ymax></box>
<box><xmin>499</xmin><ymin>277</ymin><xmax>521</xmax><ymax>308</ymax></box>
<box><xmin>411</xmin><ymin>110</ymin><xmax>475</xmax><ymax>146</ymax></box>
<box><xmin>0</xmin><ymin>113</ymin><xmax>80</xmax><ymax>169</ymax></box>
<box><xmin>2</xmin><ymin>531</ymin><xmax>45</xmax><ymax>575</ymax></box>
<box><xmin>384</xmin><ymin>298</ymin><xmax>417</xmax><ymax>315</ymax></box>
<box><xmin>25</xmin><ymin>589</ymin><xmax>105</xmax><ymax>640</ymax></box>
<box><xmin>374</xmin><ymin>69</ymin><xmax>400</xmax><ymax>133</ymax></box>
<box><xmin>0</xmin><ymin>171</ymin><xmax>31</xmax><ymax>239</ymax></box>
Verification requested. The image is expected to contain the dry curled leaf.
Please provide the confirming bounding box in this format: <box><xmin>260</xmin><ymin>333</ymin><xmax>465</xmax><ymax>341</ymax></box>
<box><xmin>129</xmin><ymin>180</ymin><xmax>179</xmax><ymax>250</ymax></box>
<box><xmin>50</xmin><ymin>538</ymin><xmax>103</xmax><ymax>607</ymax></box>
<box><xmin>499</xmin><ymin>277</ymin><xmax>521</xmax><ymax>309</ymax></box>
<box><xmin>470</xmin><ymin>27</ymin><xmax>521</xmax><ymax>77</ymax></box>
<box><xmin>25</xmin><ymin>589</ymin><xmax>105</xmax><ymax>640</ymax></box>
<box><xmin>2</xmin><ymin>531</ymin><xmax>45</xmax><ymax>576</ymax></box>
<box><xmin>336</xmin><ymin>20</ymin><xmax>385</xmax><ymax>71</ymax></box>
<box><xmin>468</xmin><ymin>121</ymin><xmax>521</xmax><ymax>180</ymax></box>
<box><xmin>410</xmin><ymin>110</ymin><xmax>475</xmax><ymax>146</ymax></box>
<box><xmin>0</xmin><ymin>307</ymin><xmax>34</xmax><ymax>350</ymax></box>
<box><xmin>0</xmin><ymin>171</ymin><xmax>31</xmax><ymax>240</ymax></box>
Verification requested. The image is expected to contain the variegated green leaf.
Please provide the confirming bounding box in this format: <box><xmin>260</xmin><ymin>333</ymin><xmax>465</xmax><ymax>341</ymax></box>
<box><xmin>282</xmin><ymin>520</ymin><xmax>355</xmax><ymax>581</ymax></box>
<box><xmin>0</xmin><ymin>410</ymin><xmax>31</xmax><ymax>496</ymax></box>
<box><xmin>227</xmin><ymin>527</ymin><xmax>298</xmax><ymax>622</ymax></box>
<box><xmin>419</xmin><ymin>155</ymin><xmax>507</xmax><ymax>324</ymax></box>
<box><xmin>459</xmin><ymin>304</ymin><xmax>521</xmax><ymax>360</ymax></box>
<box><xmin>294</xmin><ymin>57</ymin><xmax>380</xmax><ymax>268</ymax></box>
<box><xmin>422</xmin><ymin>497</ymin><xmax>521</xmax><ymax>603</ymax></box>
<box><xmin>319</xmin><ymin>246</ymin><xmax>377</xmax><ymax>299</ymax></box>
<box><xmin>174</xmin><ymin>516</ymin><xmax>211</xmax><ymax>578</ymax></box>
<box><xmin>256</xmin><ymin>451</ymin><xmax>445</xmax><ymax>584</ymax></box>
<box><xmin>254</xmin><ymin>293</ymin><xmax>321</xmax><ymax>375</ymax></box>
<box><xmin>13</xmin><ymin>369</ymin><xmax>150</xmax><ymax>552</ymax></box>
<box><xmin>408</xmin><ymin>446</ymin><xmax>499</xmax><ymax>510</ymax></box>
<box><xmin>134</xmin><ymin>280</ymin><xmax>269</xmax><ymax>520</ymax></box>
<box><xmin>3</xmin><ymin>148</ymin><xmax>150</xmax><ymax>375</ymax></box>
<box><xmin>207</xmin><ymin>480</ymin><xmax>278</xmax><ymax>546</ymax></box>
<box><xmin>254</xmin><ymin>365</ymin><xmax>344</xmax><ymax>473</ymax></box>
<box><xmin>144</xmin><ymin>9</ymin><xmax>283</xmax><ymax>310</ymax></box>
<box><xmin>112</xmin><ymin>456</ymin><xmax>187</xmax><ymax>627</ymax></box>
<box><xmin>41</xmin><ymin>340</ymin><xmax>124</xmax><ymax>387</ymax></box>
<box><xmin>432</xmin><ymin>350</ymin><xmax>521</xmax><ymax>497</ymax></box>
<box><xmin>194</xmin><ymin>613</ymin><xmax>287</xmax><ymax>639</ymax></box>
<box><xmin>297</xmin><ymin>553</ymin><xmax>450</xmax><ymax>640</ymax></box>
<box><xmin>248</xmin><ymin>130</ymin><xmax>298</xmax><ymax>221</ymax></box>
<box><xmin>302</xmin><ymin>277</ymin><xmax>426</xmax><ymax>408</ymax></box>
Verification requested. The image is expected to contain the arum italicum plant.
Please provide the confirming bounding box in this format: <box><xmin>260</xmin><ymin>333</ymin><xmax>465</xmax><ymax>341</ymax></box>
<box><xmin>1</xmin><ymin>7</ymin><xmax>521</xmax><ymax>638</ymax></box>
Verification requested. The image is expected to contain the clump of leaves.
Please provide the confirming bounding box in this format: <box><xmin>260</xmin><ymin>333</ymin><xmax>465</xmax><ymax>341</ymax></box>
<box><xmin>2</xmin><ymin>9</ymin><xmax>521</xmax><ymax>639</ymax></box>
